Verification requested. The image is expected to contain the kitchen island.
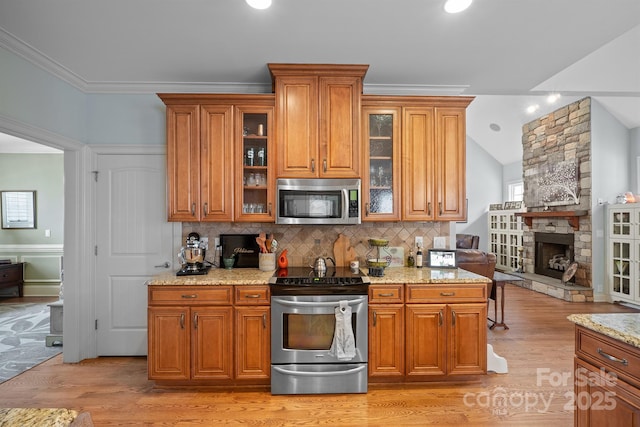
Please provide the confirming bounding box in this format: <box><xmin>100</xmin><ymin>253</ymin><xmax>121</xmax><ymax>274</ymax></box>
<box><xmin>568</xmin><ymin>313</ymin><xmax>640</xmax><ymax>425</ymax></box>
<box><xmin>147</xmin><ymin>267</ymin><xmax>491</xmax><ymax>387</ymax></box>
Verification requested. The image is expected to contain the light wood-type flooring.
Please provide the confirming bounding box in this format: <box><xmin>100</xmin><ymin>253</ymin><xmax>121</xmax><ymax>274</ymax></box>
<box><xmin>0</xmin><ymin>286</ymin><xmax>637</xmax><ymax>426</ymax></box>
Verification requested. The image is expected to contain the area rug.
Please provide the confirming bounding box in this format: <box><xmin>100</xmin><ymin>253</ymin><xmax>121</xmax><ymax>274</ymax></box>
<box><xmin>0</xmin><ymin>302</ymin><xmax>62</xmax><ymax>383</ymax></box>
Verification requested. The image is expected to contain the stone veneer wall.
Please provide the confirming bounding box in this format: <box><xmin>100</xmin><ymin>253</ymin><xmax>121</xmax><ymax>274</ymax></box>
<box><xmin>522</xmin><ymin>97</ymin><xmax>592</xmax><ymax>287</ymax></box>
<box><xmin>185</xmin><ymin>221</ymin><xmax>448</xmax><ymax>267</ymax></box>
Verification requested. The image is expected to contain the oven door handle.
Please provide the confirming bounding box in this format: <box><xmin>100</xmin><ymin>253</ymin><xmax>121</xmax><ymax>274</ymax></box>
<box><xmin>272</xmin><ymin>365</ymin><xmax>367</xmax><ymax>377</ymax></box>
<box><xmin>272</xmin><ymin>296</ymin><xmax>367</xmax><ymax>307</ymax></box>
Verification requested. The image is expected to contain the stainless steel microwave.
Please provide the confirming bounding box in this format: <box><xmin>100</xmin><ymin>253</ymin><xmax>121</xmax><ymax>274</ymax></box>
<box><xmin>276</xmin><ymin>178</ymin><xmax>361</xmax><ymax>225</ymax></box>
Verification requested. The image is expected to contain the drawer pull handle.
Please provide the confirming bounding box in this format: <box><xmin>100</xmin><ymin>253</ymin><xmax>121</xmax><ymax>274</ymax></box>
<box><xmin>378</xmin><ymin>293</ymin><xmax>394</xmax><ymax>297</ymax></box>
<box><xmin>262</xmin><ymin>313</ymin><xmax>267</xmax><ymax>329</ymax></box>
<box><xmin>373</xmin><ymin>311</ymin><xmax>377</xmax><ymax>327</ymax></box>
<box><xmin>452</xmin><ymin>310</ymin><xmax>456</xmax><ymax>327</ymax></box>
<box><xmin>244</xmin><ymin>294</ymin><xmax>262</xmax><ymax>299</ymax></box>
<box><xmin>439</xmin><ymin>310</ymin><xmax>443</xmax><ymax>326</ymax></box>
<box><xmin>181</xmin><ymin>294</ymin><xmax>198</xmax><ymax>299</ymax></box>
<box><xmin>193</xmin><ymin>313</ymin><xmax>198</xmax><ymax>329</ymax></box>
<box><xmin>180</xmin><ymin>313</ymin><xmax>185</xmax><ymax>329</ymax></box>
<box><xmin>597</xmin><ymin>347</ymin><xmax>628</xmax><ymax>366</ymax></box>
<box><xmin>440</xmin><ymin>292</ymin><xmax>455</xmax><ymax>297</ymax></box>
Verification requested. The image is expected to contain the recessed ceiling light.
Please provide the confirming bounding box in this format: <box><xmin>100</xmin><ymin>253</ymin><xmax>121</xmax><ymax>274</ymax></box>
<box><xmin>547</xmin><ymin>93</ymin><xmax>561</xmax><ymax>104</ymax></box>
<box><xmin>246</xmin><ymin>0</ymin><xmax>272</xmax><ymax>10</ymax></box>
<box><xmin>489</xmin><ymin>123</ymin><xmax>501</xmax><ymax>132</ymax></box>
<box><xmin>526</xmin><ymin>104</ymin><xmax>540</xmax><ymax>114</ymax></box>
<box><xmin>444</xmin><ymin>0</ymin><xmax>473</xmax><ymax>13</ymax></box>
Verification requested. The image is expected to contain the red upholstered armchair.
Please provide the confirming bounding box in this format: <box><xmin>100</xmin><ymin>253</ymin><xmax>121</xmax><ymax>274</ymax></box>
<box><xmin>456</xmin><ymin>234</ymin><xmax>479</xmax><ymax>249</ymax></box>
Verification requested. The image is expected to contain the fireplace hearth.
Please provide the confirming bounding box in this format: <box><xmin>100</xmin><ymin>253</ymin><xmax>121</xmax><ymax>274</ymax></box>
<box><xmin>535</xmin><ymin>232</ymin><xmax>575</xmax><ymax>281</ymax></box>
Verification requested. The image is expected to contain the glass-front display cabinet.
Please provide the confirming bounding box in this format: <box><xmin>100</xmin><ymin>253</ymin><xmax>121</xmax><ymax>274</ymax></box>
<box><xmin>362</xmin><ymin>107</ymin><xmax>400</xmax><ymax>221</ymax></box>
<box><xmin>235</xmin><ymin>106</ymin><xmax>274</xmax><ymax>222</ymax></box>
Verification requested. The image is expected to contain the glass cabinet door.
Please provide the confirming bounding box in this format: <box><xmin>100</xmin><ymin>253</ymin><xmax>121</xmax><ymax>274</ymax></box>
<box><xmin>235</xmin><ymin>106</ymin><xmax>274</xmax><ymax>222</ymax></box>
<box><xmin>362</xmin><ymin>107</ymin><xmax>400</xmax><ymax>221</ymax></box>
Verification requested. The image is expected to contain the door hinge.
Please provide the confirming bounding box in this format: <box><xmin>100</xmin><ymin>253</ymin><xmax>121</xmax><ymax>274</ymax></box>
<box><xmin>91</xmin><ymin>171</ymin><xmax>99</xmax><ymax>182</ymax></box>
<box><xmin>95</xmin><ymin>319</ymin><xmax>98</xmax><ymax>330</ymax></box>
<box><xmin>94</xmin><ymin>245</ymin><xmax>98</xmax><ymax>256</ymax></box>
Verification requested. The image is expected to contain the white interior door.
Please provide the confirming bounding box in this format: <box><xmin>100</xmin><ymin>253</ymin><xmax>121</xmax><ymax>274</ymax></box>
<box><xmin>95</xmin><ymin>154</ymin><xmax>176</xmax><ymax>356</ymax></box>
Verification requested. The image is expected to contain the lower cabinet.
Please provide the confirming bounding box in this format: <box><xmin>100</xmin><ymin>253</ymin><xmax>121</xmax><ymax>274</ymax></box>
<box><xmin>574</xmin><ymin>325</ymin><xmax>640</xmax><ymax>426</ymax></box>
<box><xmin>148</xmin><ymin>285</ymin><xmax>270</xmax><ymax>385</ymax></box>
<box><xmin>368</xmin><ymin>283</ymin><xmax>487</xmax><ymax>382</ymax></box>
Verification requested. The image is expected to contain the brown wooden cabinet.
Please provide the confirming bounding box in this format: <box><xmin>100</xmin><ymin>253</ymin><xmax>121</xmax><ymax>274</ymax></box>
<box><xmin>269</xmin><ymin>64</ymin><xmax>368</xmax><ymax>178</ymax></box>
<box><xmin>361</xmin><ymin>95</ymin><xmax>473</xmax><ymax>222</ymax></box>
<box><xmin>575</xmin><ymin>325</ymin><xmax>640</xmax><ymax>426</ymax></box>
<box><xmin>148</xmin><ymin>285</ymin><xmax>270</xmax><ymax>385</ymax></box>
<box><xmin>160</xmin><ymin>94</ymin><xmax>274</xmax><ymax>222</ymax></box>
<box><xmin>368</xmin><ymin>282</ymin><xmax>487</xmax><ymax>382</ymax></box>
<box><xmin>361</xmin><ymin>107</ymin><xmax>401</xmax><ymax>221</ymax></box>
<box><xmin>369</xmin><ymin>284</ymin><xmax>404</xmax><ymax>378</ymax></box>
<box><xmin>235</xmin><ymin>105</ymin><xmax>275</xmax><ymax>222</ymax></box>
<box><xmin>402</xmin><ymin>106</ymin><xmax>468</xmax><ymax>221</ymax></box>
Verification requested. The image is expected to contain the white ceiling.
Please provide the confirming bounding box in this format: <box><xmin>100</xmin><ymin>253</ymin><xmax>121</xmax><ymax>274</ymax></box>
<box><xmin>0</xmin><ymin>0</ymin><xmax>638</xmax><ymax>164</ymax></box>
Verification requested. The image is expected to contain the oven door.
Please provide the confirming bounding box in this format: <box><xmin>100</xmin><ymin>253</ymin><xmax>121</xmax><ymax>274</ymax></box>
<box><xmin>271</xmin><ymin>294</ymin><xmax>368</xmax><ymax>364</ymax></box>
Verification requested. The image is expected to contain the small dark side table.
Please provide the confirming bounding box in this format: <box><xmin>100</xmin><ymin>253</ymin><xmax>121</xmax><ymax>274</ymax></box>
<box><xmin>0</xmin><ymin>262</ymin><xmax>25</xmax><ymax>297</ymax></box>
<box><xmin>489</xmin><ymin>271</ymin><xmax>523</xmax><ymax>330</ymax></box>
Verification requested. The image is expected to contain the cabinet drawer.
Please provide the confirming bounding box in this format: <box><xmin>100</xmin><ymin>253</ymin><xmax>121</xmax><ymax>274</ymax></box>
<box><xmin>576</xmin><ymin>326</ymin><xmax>640</xmax><ymax>386</ymax></box>
<box><xmin>148</xmin><ymin>286</ymin><xmax>232</xmax><ymax>305</ymax></box>
<box><xmin>0</xmin><ymin>265</ymin><xmax>22</xmax><ymax>284</ymax></box>
<box><xmin>234</xmin><ymin>286</ymin><xmax>270</xmax><ymax>305</ymax></box>
<box><xmin>369</xmin><ymin>284</ymin><xmax>404</xmax><ymax>303</ymax></box>
<box><xmin>406</xmin><ymin>284</ymin><xmax>486</xmax><ymax>303</ymax></box>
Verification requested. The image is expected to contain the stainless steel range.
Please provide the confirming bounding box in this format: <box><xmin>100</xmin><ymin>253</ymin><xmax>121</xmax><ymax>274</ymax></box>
<box><xmin>269</xmin><ymin>267</ymin><xmax>370</xmax><ymax>395</ymax></box>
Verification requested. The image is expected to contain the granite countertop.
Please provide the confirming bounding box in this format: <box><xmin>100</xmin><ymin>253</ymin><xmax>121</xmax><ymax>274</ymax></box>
<box><xmin>568</xmin><ymin>313</ymin><xmax>640</xmax><ymax>349</ymax></box>
<box><xmin>0</xmin><ymin>408</ymin><xmax>94</xmax><ymax>426</ymax></box>
<box><xmin>146</xmin><ymin>266</ymin><xmax>490</xmax><ymax>286</ymax></box>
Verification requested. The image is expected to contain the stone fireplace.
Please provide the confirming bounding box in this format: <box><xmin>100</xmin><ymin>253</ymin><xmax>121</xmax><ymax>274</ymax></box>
<box><xmin>534</xmin><ymin>232</ymin><xmax>575</xmax><ymax>281</ymax></box>
<box><xmin>519</xmin><ymin>98</ymin><xmax>593</xmax><ymax>300</ymax></box>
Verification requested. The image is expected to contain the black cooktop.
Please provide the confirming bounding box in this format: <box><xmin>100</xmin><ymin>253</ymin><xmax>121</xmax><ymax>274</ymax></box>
<box><xmin>269</xmin><ymin>267</ymin><xmax>370</xmax><ymax>295</ymax></box>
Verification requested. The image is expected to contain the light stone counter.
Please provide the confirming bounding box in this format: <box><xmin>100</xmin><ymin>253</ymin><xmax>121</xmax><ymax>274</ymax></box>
<box><xmin>147</xmin><ymin>266</ymin><xmax>490</xmax><ymax>286</ymax></box>
<box><xmin>568</xmin><ymin>313</ymin><xmax>640</xmax><ymax>349</ymax></box>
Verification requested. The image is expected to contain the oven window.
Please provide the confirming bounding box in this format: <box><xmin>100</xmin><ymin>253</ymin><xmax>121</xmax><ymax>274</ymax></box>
<box><xmin>283</xmin><ymin>313</ymin><xmax>357</xmax><ymax>350</ymax></box>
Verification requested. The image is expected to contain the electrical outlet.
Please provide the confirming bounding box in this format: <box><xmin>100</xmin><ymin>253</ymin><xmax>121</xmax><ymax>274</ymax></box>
<box><xmin>214</xmin><ymin>237</ymin><xmax>220</xmax><ymax>248</ymax></box>
<box><xmin>415</xmin><ymin>236</ymin><xmax>423</xmax><ymax>248</ymax></box>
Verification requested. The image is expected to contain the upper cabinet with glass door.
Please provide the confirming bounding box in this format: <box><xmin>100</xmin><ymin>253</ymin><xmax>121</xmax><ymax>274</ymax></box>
<box><xmin>362</xmin><ymin>107</ymin><xmax>401</xmax><ymax>221</ymax></box>
<box><xmin>235</xmin><ymin>106</ymin><xmax>275</xmax><ymax>222</ymax></box>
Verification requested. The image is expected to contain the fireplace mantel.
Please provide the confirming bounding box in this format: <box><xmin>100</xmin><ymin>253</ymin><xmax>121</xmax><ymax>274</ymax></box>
<box><xmin>515</xmin><ymin>210</ymin><xmax>588</xmax><ymax>231</ymax></box>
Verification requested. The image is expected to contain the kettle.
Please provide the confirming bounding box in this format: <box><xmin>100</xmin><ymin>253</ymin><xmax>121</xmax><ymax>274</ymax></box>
<box><xmin>310</xmin><ymin>256</ymin><xmax>335</xmax><ymax>272</ymax></box>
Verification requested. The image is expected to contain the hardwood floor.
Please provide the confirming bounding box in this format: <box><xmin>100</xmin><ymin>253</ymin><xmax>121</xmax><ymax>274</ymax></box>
<box><xmin>0</xmin><ymin>286</ymin><xmax>636</xmax><ymax>426</ymax></box>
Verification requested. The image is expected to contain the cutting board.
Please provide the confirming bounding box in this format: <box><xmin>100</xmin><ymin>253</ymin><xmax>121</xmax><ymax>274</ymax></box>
<box><xmin>333</xmin><ymin>234</ymin><xmax>357</xmax><ymax>267</ymax></box>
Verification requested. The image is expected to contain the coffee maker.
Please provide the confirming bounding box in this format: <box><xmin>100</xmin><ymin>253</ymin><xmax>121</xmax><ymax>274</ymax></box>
<box><xmin>177</xmin><ymin>232</ymin><xmax>210</xmax><ymax>276</ymax></box>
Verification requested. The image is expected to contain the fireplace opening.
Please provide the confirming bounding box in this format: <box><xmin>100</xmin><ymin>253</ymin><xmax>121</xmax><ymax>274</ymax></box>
<box><xmin>534</xmin><ymin>232</ymin><xmax>575</xmax><ymax>281</ymax></box>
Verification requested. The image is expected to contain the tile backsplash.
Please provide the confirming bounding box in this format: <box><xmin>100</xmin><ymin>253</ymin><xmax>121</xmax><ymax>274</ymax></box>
<box><xmin>184</xmin><ymin>221</ymin><xmax>450</xmax><ymax>267</ymax></box>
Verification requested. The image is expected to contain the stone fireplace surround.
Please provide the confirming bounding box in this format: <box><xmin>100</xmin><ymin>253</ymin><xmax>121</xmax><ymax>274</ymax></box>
<box><xmin>518</xmin><ymin>98</ymin><xmax>593</xmax><ymax>302</ymax></box>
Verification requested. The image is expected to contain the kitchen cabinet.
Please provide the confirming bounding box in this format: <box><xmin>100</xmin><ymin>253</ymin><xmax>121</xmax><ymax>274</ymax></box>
<box><xmin>606</xmin><ymin>204</ymin><xmax>640</xmax><ymax>304</ymax></box>
<box><xmin>406</xmin><ymin>285</ymin><xmax>487</xmax><ymax>377</ymax></box>
<box><xmin>235</xmin><ymin>106</ymin><xmax>275</xmax><ymax>222</ymax></box>
<box><xmin>269</xmin><ymin>64</ymin><xmax>368</xmax><ymax>178</ymax></box>
<box><xmin>402</xmin><ymin>106</ymin><xmax>467</xmax><ymax>221</ymax></box>
<box><xmin>368</xmin><ymin>282</ymin><xmax>487</xmax><ymax>382</ymax></box>
<box><xmin>147</xmin><ymin>285</ymin><xmax>270</xmax><ymax>385</ymax></box>
<box><xmin>234</xmin><ymin>286</ymin><xmax>270</xmax><ymax>382</ymax></box>
<box><xmin>368</xmin><ymin>285</ymin><xmax>404</xmax><ymax>378</ymax></box>
<box><xmin>159</xmin><ymin>94</ymin><xmax>275</xmax><ymax>222</ymax></box>
<box><xmin>574</xmin><ymin>325</ymin><xmax>640</xmax><ymax>426</ymax></box>
<box><xmin>147</xmin><ymin>286</ymin><xmax>233</xmax><ymax>381</ymax></box>
<box><xmin>361</xmin><ymin>96</ymin><xmax>473</xmax><ymax>222</ymax></box>
<box><xmin>362</xmin><ymin>107</ymin><xmax>401</xmax><ymax>221</ymax></box>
